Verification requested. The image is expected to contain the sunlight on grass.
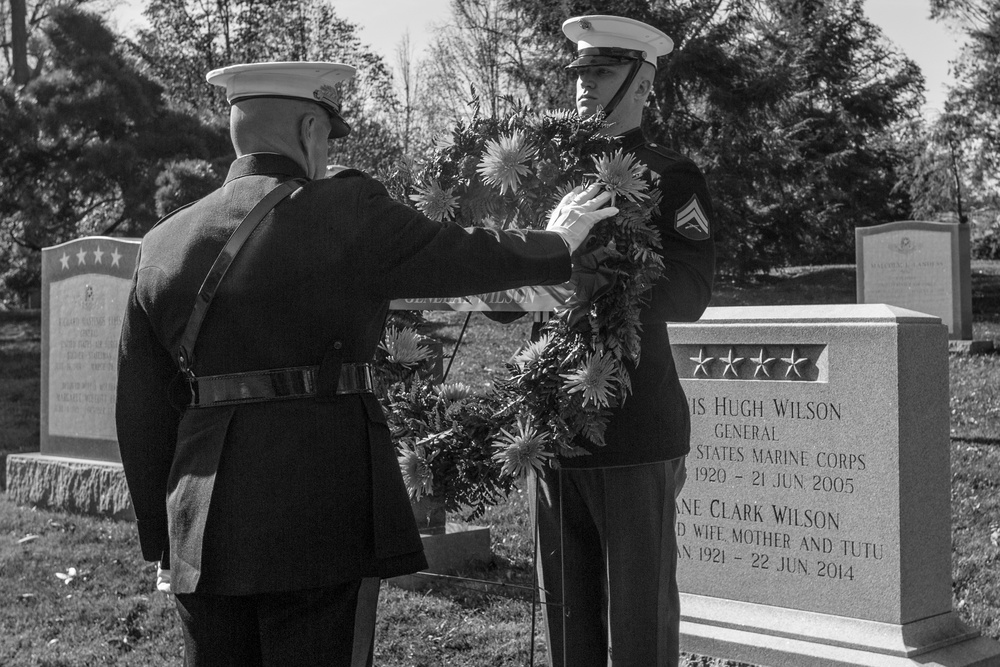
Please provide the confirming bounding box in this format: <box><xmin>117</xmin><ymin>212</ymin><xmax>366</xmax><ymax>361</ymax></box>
<box><xmin>0</xmin><ymin>500</ymin><xmax>183</xmax><ymax>666</ymax></box>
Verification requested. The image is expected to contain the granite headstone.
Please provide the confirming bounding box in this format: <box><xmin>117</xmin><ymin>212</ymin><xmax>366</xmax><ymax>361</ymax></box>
<box><xmin>668</xmin><ymin>304</ymin><xmax>1000</xmax><ymax>666</ymax></box>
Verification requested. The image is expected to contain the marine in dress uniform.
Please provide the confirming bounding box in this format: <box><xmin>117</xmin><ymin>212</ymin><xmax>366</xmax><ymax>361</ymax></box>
<box><xmin>115</xmin><ymin>61</ymin><xmax>617</xmax><ymax>667</ymax></box>
<box><xmin>532</xmin><ymin>16</ymin><xmax>716</xmax><ymax>667</ymax></box>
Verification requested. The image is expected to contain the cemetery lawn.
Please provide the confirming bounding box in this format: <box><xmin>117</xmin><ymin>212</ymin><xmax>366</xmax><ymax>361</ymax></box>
<box><xmin>1</xmin><ymin>263</ymin><xmax>999</xmax><ymax>666</ymax></box>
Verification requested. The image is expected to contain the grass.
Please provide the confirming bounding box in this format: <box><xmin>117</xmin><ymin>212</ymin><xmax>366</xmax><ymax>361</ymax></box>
<box><xmin>2</xmin><ymin>263</ymin><xmax>1000</xmax><ymax>666</ymax></box>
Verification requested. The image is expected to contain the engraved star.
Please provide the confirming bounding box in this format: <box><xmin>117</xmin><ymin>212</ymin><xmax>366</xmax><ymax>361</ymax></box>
<box><xmin>76</xmin><ymin>248</ymin><xmax>88</xmax><ymax>265</ymax></box>
<box><xmin>782</xmin><ymin>348</ymin><xmax>809</xmax><ymax>378</ymax></box>
<box><xmin>689</xmin><ymin>348</ymin><xmax>715</xmax><ymax>377</ymax></box>
<box><xmin>59</xmin><ymin>253</ymin><xmax>70</xmax><ymax>270</ymax></box>
<box><xmin>750</xmin><ymin>349</ymin><xmax>776</xmax><ymax>378</ymax></box>
<box><xmin>110</xmin><ymin>247</ymin><xmax>122</xmax><ymax>267</ymax></box>
<box><xmin>721</xmin><ymin>348</ymin><xmax>745</xmax><ymax>377</ymax></box>
<box><xmin>93</xmin><ymin>246</ymin><xmax>104</xmax><ymax>264</ymax></box>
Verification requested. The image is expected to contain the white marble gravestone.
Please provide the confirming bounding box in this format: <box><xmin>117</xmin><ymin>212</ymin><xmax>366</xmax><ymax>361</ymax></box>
<box><xmin>856</xmin><ymin>222</ymin><xmax>990</xmax><ymax>354</ymax></box>
<box><xmin>6</xmin><ymin>237</ymin><xmax>140</xmax><ymax>518</ymax></box>
<box><xmin>668</xmin><ymin>304</ymin><xmax>1000</xmax><ymax>666</ymax></box>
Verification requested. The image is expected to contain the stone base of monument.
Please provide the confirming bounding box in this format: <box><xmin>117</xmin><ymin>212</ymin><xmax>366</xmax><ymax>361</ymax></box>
<box><xmin>948</xmin><ymin>339</ymin><xmax>996</xmax><ymax>355</ymax></box>
<box><xmin>388</xmin><ymin>522</ymin><xmax>492</xmax><ymax>590</ymax></box>
<box><xmin>681</xmin><ymin>594</ymin><xmax>1000</xmax><ymax>666</ymax></box>
<box><xmin>5</xmin><ymin>453</ymin><xmax>134</xmax><ymax>520</ymax></box>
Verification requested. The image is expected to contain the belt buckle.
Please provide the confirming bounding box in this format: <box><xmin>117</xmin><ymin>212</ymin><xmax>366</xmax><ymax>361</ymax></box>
<box><xmin>338</xmin><ymin>363</ymin><xmax>373</xmax><ymax>394</ymax></box>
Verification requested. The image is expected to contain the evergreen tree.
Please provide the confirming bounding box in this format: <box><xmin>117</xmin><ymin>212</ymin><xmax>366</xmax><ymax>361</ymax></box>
<box><xmin>731</xmin><ymin>0</ymin><xmax>922</xmax><ymax>268</ymax></box>
<box><xmin>0</xmin><ymin>6</ymin><xmax>228</xmax><ymax>303</ymax></box>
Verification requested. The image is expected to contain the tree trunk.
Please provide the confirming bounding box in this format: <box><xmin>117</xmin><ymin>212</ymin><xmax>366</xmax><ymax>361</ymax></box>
<box><xmin>11</xmin><ymin>0</ymin><xmax>30</xmax><ymax>85</ymax></box>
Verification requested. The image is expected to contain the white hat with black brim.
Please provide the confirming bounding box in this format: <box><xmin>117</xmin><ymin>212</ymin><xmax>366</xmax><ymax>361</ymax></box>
<box><xmin>206</xmin><ymin>61</ymin><xmax>356</xmax><ymax>138</ymax></box>
<box><xmin>563</xmin><ymin>15</ymin><xmax>673</xmax><ymax>69</ymax></box>
<box><xmin>562</xmin><ymin>15</ymin><xmax>673</xmax><ymax>118</ymax></box>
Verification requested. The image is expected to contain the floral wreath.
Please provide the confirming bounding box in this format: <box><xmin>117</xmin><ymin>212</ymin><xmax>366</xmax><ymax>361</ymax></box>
<box><xmin>375</xmin><ymin>104</ymin><xmax>665</xmax><ymax>519</ymax></box>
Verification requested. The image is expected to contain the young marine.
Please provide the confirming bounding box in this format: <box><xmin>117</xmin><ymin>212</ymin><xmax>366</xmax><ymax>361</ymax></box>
<box><xmin>531</xmin><ymin>15</ymin><xmax>716</xmax><ymax>667</ymax></box>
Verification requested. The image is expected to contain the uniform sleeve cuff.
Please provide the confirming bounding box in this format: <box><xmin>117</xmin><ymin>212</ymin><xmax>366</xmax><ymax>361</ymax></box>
<box><xmin>136</xmin><ymin>515</ymin><xmax>169</xmax><ymax>562</ymax></box>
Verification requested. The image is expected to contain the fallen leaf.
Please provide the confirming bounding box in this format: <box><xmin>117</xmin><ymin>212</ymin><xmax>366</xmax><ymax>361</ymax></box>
<box><xmin>55</xmin><ymin>567</ymin><xmax>78</xmax><ymax>584</ymax></box>
<box><xmin>17</xmin><ymin>534</ymin><xmax>40</xmax><ymax>544</ymax></box>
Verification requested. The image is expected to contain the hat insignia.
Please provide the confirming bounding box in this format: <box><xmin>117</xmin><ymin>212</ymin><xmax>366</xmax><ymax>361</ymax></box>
<box><xmin>579</xmin><ymin>19</ymin><xmax>591</xmax><ymax>30</ymax></box>
<box><xmin>313</xmin><ymin>84</ymin><xmax>341</xmax><ymax>111</ymax></box>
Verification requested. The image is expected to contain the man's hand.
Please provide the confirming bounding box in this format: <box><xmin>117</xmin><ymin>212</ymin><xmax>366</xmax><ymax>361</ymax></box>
<box><xmin>545</xmin><ymin>184</ymin><xmax>619</xmax><ymax>253</ymax></box>
<box><xmin>156</xmin><ymin>562</ymin><xmax>172</xmax><ymax>594</ymax></box>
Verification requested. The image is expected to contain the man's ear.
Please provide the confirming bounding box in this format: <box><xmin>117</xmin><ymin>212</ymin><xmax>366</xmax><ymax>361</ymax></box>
<box><xmin>635</xmin><ymin>62</ymin><xmax>656</xmax><ymax>101</ymax></box>
<box><xmin>299</xmin><ymin>112</ymin><xmax>318</xmax><ymax>146</ymax></box>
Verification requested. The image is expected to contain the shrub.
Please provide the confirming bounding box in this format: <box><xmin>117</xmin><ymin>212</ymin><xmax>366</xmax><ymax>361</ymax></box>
<box><xmin>973</xmin><ymin>220</ymin><xmax>1000</xmax><ymax>260</ymax></box>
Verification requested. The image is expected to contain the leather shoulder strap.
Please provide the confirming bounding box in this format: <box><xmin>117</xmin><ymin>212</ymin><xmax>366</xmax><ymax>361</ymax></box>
<box><xmin>176</xmin><ymin>178</ymin><xmax>305</xmax><ymax>377</ymax></box>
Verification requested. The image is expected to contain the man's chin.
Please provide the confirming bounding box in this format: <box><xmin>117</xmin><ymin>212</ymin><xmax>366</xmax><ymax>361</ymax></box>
<box><xmin>577</xmin><ymin>102</ymin><xmax>602</xmax><ymax>118</ymax></box>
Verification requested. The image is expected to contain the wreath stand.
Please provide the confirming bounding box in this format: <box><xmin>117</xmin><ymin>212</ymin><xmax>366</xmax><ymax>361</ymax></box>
<box><xmin>384</xmin><ymin>307</ymin><xmax>492</xmax><ymax>590</ymax></box>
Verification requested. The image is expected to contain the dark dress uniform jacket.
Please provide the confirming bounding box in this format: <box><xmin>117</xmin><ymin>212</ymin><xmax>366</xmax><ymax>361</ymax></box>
<box><xmin>562</xmin><ymin>128</ymin><xmax>716</xmax><ymax>468</ymax></box>
<box><xmin>116</xmin><ymin>153</ymin><xmax>570</xmax><ymax>595</ymax></box>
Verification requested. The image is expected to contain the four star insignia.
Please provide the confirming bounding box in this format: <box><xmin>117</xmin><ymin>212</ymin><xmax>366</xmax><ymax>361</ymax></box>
<box><xmin>60</xmin><ymin>244</ymin><xmax>128</xmax><ymax>270</ymax></box>
<box><xmin>688</xmin><ymin>346</ymin><xmax>811</xmax><ymax>380</ymax></box>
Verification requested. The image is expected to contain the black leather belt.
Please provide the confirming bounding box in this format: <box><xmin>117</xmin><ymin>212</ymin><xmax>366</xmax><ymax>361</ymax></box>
<box><xmin>187</xmin><ymin>362</ymin><xmax>373</xmax><ymax>408</ymax></box>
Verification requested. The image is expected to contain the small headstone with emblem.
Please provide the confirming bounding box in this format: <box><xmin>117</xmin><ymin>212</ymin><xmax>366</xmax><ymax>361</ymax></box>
<box><xmin>6</xmin><ymin>237</ymin><xmax>140</xmax><ymax>518</ymax></box>
<box><xmin>856</xmin><ymin>221</ymin><xmax>993</xmax><ymax>353</ymax></box>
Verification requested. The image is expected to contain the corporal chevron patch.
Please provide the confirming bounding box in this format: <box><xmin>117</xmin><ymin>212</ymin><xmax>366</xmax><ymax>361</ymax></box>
<box><xmin>674</xmin><ymin>194</ymin><xmax>710</xmax><ymax>240</ymax></box>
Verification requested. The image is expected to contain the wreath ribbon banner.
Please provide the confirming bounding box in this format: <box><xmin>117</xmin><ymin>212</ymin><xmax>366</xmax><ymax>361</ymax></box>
<box><xmin>389</xmin><ymin>283</ymin><xmax>573</xmax><ymax>312</ymax></box>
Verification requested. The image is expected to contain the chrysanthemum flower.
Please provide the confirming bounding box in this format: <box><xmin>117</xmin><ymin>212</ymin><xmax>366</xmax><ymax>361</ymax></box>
<box><xmin>437</xmin><ymin>382</ymin><xmax>474</xmax><ymax>403</ymax></box>
<box><xmin>511</xmin><ymin>333</ymin><xmax>553</xmax><ymax>370</ymax></box>
<box><xmin>561</xmin><ymin>351</ymin><xmax>620</xmax><ymax>408</ymax></box>
<box><xmin>409</xmin><ymin>181</ymin><xmax>460</xmax><ymax>222</ymax></box>
<box><xmin>591</xmin><ymin>150</ymin><xmax>648</xmax><ymax>204</ymax></box>
<box><xmin>398</xmin><ymin>442</ymin><xmax>435</xmax><ymax>500</ymax></box>
<box><xmin>380</xmin><ymin>327</ymin><xmax>434</xmax><ymax>367</ymax></box>
<box><xmin>491</xmin><ymin>413</ymin><xmax>553</xmax><ymax>478</ymax></box>
<box><xmin>477</xmin><ymin>131</ymin><xmax>537</xmax><ymax>195</ymax></box>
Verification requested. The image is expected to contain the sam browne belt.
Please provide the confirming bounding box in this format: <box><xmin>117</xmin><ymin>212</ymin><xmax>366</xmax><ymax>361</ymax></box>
<box><xmin>173</xmin><ymin>178</ymin><xmax>374</xmax><ymax>408</ymax></box>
